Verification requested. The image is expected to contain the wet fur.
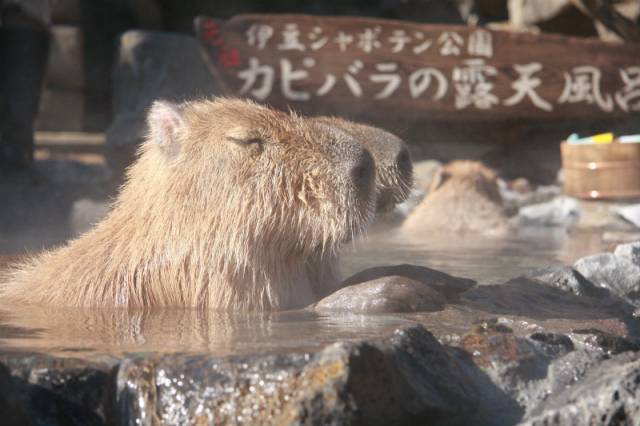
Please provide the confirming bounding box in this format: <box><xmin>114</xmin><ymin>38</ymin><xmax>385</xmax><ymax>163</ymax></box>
<box><xmin>402</xmin><ymin>161</ymin><xmax>508</xmax><ymax>236</ymax></box>
<box><xmin>1</xmin><ymin>98</ymin><xmax>376</xmax><ymax>310</ymax></box>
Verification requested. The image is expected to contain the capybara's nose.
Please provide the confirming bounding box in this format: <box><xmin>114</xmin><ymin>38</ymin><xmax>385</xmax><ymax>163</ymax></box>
<box><xmin>396</xmin><ymin>147</ymin><xmax>412</xmax><ymax>180</ymax></box>
<box><xmin>351</xmin><ymin>149</ymin><xmax>375</xmax><ymax>198</ymax></box>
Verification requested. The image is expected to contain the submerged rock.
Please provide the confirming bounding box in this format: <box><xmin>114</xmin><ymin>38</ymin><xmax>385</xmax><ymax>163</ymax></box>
<box><xmin>342</xmin><ymin>264</ymin><xmax>477</xmax><ymax>302</ymax></box>
<box><xmin>314</xmin><ymin>276</ymin><xmax>447</xmax><ymax>313</ymax></box>
<box><xmin>319</xmin><ymin>264</ymin><xmax>476</xmax><ymax>313</ymax></box>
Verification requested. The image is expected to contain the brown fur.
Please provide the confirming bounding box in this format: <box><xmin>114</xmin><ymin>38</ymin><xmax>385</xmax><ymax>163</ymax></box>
<box><xmin>308</xmin><ymin>117</ymin><xmax>414</xmax><ymax>298</ymax></box>
<box><xmin>314</xmin><ymin>117</ymin><xmax>413</xmax><ymax>212</ymax></box>
<box><xmin>1</xmin><ymin>98</ymin><xmax>376</xmax><ymax>310</ymax></box>
<box><xmin>402</xmin><ymin>161</ymin><xmax>509</xmax><ymax>235</ymax></box>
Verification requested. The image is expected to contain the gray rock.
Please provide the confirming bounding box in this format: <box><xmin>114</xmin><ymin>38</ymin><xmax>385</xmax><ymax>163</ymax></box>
<box><xmin>574</xmin><ymin>253</ymin><xmax>640</xmax><ymax>300</ymax></box>
<box><xmin>314</xmin><ymin>275</ymin><xmax>447</xmax><ymax>313</ymax></box>
<box><xmin>616</xmin><ymin>204</ymin><xmax>640</xmax><ymax>228</ymax></box>
<box><xmin>521</xmin><ymin>352</ymin><xmax>640</xmax><ymax>425</ymax></box>
<box><xmin>116</xmin><ymin>325</ymin><xmax>480</xmax><ymax>425</ymax></box>
<box><xmin>614</xmin><ymin>241</ymin><xmax>640</xmax><ymax>265</ymax></box>
<box><xmin>521</xmin><ymin>349</ymin><xmax>605</xmax><ymax>419</ymax></box>
<box><xmin>460</xmin><ymin>324</ymin><xmax>564</xmax><ymax>414</ymax></box>
<box><xmin>106</xmin><ymin>30</ymin><xmax>218</xmax><ymax>172</ymax></box>
<box><xmin>0</xmin><ymin>363</ymin><xmax>32</xmax><ymax>426</ymax></box>
<box><xmin>570</xmin><ymin>328</ymin><xmax>640</xmax><ymax>355</ymax></box>
<box><xmin>515</xmin><ymin>196</ymin><xmax>581</xmax><ymax>228</ymax></box>
<box><xmin>527</xmin><ymin>265</ymin><xmax>611</xmax><ymax>299</ymax></box>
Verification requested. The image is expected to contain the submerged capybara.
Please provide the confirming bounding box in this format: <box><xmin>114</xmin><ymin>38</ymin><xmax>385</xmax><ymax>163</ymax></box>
<box><xmin>1</xmin><ymin>98</ymin><xmax>376</xmax><ymax>310</ymax></box>
<box><xmin>315</xmin><ymin>116</ymin><xmax>413</xmax><ymax>213</ymax></box>
<box><xmin>402</xmin><ymin>161</ymin><xmax>509</xmax><ymax>235</ymax></box>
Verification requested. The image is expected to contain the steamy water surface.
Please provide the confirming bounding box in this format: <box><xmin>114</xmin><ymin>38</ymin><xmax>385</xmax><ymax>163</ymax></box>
<box><xmin>0</xmin><ymin>228</ymin><xmax>609</xmax><ymax>358</ymax></box>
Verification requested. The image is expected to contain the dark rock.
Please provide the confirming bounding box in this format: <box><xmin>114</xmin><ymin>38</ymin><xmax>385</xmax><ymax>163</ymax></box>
<box><xmin>527</xmin><ymin>265</ymin><xmax>611</xmax><ymax>299</ymax></box>
<box><xmin>571</xmin><ymin>328</ymin><xmax>640</xmax><ymax>355</ymax></box>
<box><xmin>342</xmin><ymin>264</ymin><xmax>477</xmax><ymax>302</ymax></box>
<box><xmin>106</xmin><ymin>30</ymin><xmax>218</xmax><ymax>174</ymax></box>
<box><xmin>574</xmin><ymin>253</ymin><xmax>640</xmax><ymax>300</ymax></box>
<box><xmin>116</xmin><ymin>325</ymin><xmax>480</xmax><ymax>425</ymax></box>
<box><xmin>0</xmin><ymin>363</ymin><xmax>32</xmax><ymax>426</ymax></box>
<box><xmin>528</xmin><ymin>332</ymin><xmax>575</xmax><ymax>355</ymax></box>
<box><xmin>0</xmin><ymin>355</ymin><xmax>115</xmax><ymax>425</ymax></box>
<box><xmin>314</xmin><ymin>276</ymin><xmax>447</xmax><ymax>313</ymax></box>
<box><xmin>522</xmin><ymin>352</ymin><xmax>640</xmax><ymax>425</ymax></box>
<box><xmin>462</xmin><ymin>276</ymin><xmax>623</xmax><ymax>321</ymax></box>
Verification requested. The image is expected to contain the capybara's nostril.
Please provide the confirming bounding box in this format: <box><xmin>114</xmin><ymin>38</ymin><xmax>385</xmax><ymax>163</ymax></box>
<box><xmin>396</xmin><ymin>148</ymin><xmax>412</xmax><ymax>176</ymax></box>
<box><xmin>351</xmin><ymin>149</ymin><xmax>375</xmax><ymax>197</ymax></box>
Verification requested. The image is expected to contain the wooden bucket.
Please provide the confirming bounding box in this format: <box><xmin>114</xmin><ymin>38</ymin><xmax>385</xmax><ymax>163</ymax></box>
<box><xmin>561</xmin><ymin>141</ymin><xmax>640</xmax><ymax>200</ymax></box>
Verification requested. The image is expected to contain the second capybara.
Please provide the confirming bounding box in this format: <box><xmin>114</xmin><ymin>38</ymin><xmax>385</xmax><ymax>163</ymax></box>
<box><xmin>402</xmin><ymin>161</ymin><xmax>509</xmax><ymax>236</ymax></box>
<box><xmin>307</xmin><ymin>116</ymin><xmax>414</xmax><ymax>297</ymax></box>
<box><xmin>1</xmin><ymin>98</ymin><xmax>376</xmax><ymax>310</ymax></box>
<box><xmin>314</xmin><ymin>116</ymin><xmax>413</xmax><ymax>213</ymax></box>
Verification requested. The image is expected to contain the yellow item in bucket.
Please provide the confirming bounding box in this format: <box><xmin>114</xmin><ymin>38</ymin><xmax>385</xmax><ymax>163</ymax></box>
<box><xmin>591</xmin><ymin>133</ymin><xmax>614</xmax><ymax>144</ymax></box>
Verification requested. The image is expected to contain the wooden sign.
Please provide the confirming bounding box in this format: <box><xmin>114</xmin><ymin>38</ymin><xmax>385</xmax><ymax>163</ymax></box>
<box><xmin>195</xmin><ymin>14</ymin><xmax>640</xmax><ymax>120</ymax></box>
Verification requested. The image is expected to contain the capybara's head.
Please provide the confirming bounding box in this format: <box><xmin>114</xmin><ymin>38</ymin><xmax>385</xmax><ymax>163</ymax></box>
<box><xmin>134</xmin><ymin>98</ymin><xmax>376</xmax><ymax>260</ymax></box>
<box><xmin>315</xmin><ymin>117</ymin><xmax>413</xmax><ymax>213</ymax></box>
<box><xmin>429</xmin><ymin>160</ymin><xmax>502</xmax><ymax>204</ymax></box>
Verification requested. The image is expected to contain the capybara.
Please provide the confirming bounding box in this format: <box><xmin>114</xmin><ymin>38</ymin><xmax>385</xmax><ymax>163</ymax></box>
<box><xmin>314</xmin><ymin>117</ymin><xmax>413</xmax><ymax>213</ymax></box>
<box><xmin>307</xmin><ymin>117</ymin><xmax>414</xmax><ymax>297</ymax></box>
<box><xmin>402</xmin><ymin>161</ymin><xmax>509</xmax><ymax>235</ymax></box>
<box><xmin>1</xmin><ymin>98</ymin><xmax>376</xmax><ymax>310</ymax></box>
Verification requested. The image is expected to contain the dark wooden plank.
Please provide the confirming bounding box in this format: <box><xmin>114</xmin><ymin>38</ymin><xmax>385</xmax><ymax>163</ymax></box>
<box><xmin>195</xmin><ymin>14</ymin><xmax>640</xmax><ymax>120</ymax></box>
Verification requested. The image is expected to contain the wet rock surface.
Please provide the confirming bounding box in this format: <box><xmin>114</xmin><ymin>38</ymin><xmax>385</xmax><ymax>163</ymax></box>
<box><xmin>117</xmin><ymin>325</ymin><xmax>480</xmax><ymax>425</ymax></box>
<box><xmin>314</xmin><ymin>275</ymin><xmax>448</xmax><ymax>313</ymax></box>
<box><xmin>0</xmin><ymin>354</ymin><xmax>115</xmax><ymax>425</ymax></box>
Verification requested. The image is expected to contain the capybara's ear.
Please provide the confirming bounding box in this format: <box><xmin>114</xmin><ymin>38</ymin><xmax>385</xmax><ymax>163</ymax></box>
<box><xmin>429</xmin><ymin>166</ymin><xmax>450</xmax><ymax>192</ymax></box>
<box><xmin>148</xmin><ymin>100</ymin><xmax>184</xmax><ymax>157</ymax></box>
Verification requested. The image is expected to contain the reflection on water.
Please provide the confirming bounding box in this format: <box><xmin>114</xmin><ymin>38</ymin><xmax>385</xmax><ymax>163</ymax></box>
<box><xmin>0</xmin><ymin>305</ymin><xmax>413</xmax><ymax>357</ymax></box>
<box><xmin>0</xmin><ymin>228</ymin><xmax>609</xmax><ymax>358</ymax></box>
<box><xmin>342</xmin><ymin>227</ymin><xmax>607</xmax><ymax>285</ymax></box>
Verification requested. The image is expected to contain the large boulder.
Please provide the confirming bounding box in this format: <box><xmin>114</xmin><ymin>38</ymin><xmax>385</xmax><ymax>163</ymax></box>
<box><xmin>116</xmin><ymin>325</ymin><xmax>481</xmax><ymax>425</ymax></box>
